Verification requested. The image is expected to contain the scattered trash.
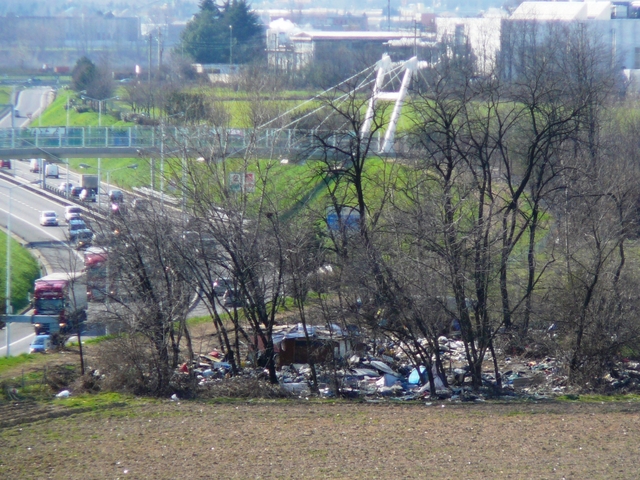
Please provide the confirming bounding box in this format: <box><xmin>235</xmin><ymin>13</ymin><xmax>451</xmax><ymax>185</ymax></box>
<box><xmin>172</xmin><ymin>323</ymin><xmax>634</xmax><ymax>400</ymax></box>
<box><xmin>170</xmin><ymin>394</ymin><xmax>179</xmax><ymax>401</ymax></box>
<box><xmin>56</xmin><ymin>390</ymin><xmax>70</xmax><ymax>398</ymax></box>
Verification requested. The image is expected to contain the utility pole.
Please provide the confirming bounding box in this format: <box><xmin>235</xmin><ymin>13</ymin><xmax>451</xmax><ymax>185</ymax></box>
<box><xmin>148</xmin><ymin>32</ymin><xmax>153</xmax><ymax>84</ymax></box>
<box><xmin>414</xmin><ymin>19</ymin><xmax>418</xmax><ymax>57</ymax></box>
<box><xmin>388</xmin><ymin>0</ymin><xmax>391</xmax><ymax>31</ymax></box>
<box><xmin>157</xmin><ymin>27</ymin><xmax>163</xmax><ymax>73</ymax></box>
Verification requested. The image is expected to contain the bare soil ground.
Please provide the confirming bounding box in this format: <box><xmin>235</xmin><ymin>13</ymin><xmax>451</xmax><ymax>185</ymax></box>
<box><xmin>1</xmin><ymin>398</ymin><xmax>640</xmax><ymax>479</ymax></box>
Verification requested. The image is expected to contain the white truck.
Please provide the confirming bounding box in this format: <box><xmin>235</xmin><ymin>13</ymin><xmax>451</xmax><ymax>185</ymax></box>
<box><xmin>80</xmin><ymin>174</ymin><xmax>99</xmax><ymax>202</ymax></box>
<box><xmin>45</xmin><ymin>163</ymin><xmax>59</xmax><ymax>178</ymax></box>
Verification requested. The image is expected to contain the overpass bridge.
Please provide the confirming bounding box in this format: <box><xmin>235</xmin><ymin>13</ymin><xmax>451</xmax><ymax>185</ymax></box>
<box><xmin>0</xmin><ymin>125</ymin><xmax>407</xmax><ymax>161</ymax></box>
<box><xmin>0</xmin><ymin>56</ymin><xmax>425</xmax><ymax>161</ymax></box>
<box><xmin>0</xmin><ymin>126</ymin><xmax>326</xmax><ymax>160</ymax></box>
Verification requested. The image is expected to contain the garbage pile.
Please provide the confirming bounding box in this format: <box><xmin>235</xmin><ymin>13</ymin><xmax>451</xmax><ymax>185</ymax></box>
<box><xmin>176</xmin><ymin>329</ymin><xmax>640</xmax><ymax>400</ymax></box>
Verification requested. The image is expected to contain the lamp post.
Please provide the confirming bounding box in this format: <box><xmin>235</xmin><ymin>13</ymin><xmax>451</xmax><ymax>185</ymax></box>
<box><xmin>106</xmin><ymin>164</ymin><xmax>138</xmax><ymax>196</ymax></box>
<box><xmin>66</xmin><ymin>92</ymin><xmax>70</xmax><ymax>129</ymax></box>
<box><xmin>77</xmin><ymin>90</ymin><xmax>118</xmax><ymax>204</ymax></box>
<box><xmin>160</xmin><ymin>112</ymin><xmax>184</xmax><ymax>207</ymax></box>
<box><xmin>0</xmin><ymin>184</ymin><xmax>18</xmax><ymax>357</ymax></box>
<box><xmin>229</xmin><ymin>25</ymin><xmax>233</xmax><ymax>72</ymax></box>
<box><xmin>80</xmin><ymin>94</ymin><xmax>119</xmax><ymax>127</ymax></box>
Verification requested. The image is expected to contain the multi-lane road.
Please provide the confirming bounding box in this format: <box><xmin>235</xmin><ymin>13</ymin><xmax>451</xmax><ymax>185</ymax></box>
<box><xmin>0</xmin><ymin>86</ymin><xmax>54</xmax><ymax>129</ymax></box>
<box><xmin>0</xmin><ymin>174</ymin><xmax>84</xmax><ymax>356</ymax></box>
<box><xmin>0</xmin><ymin>86</ymin><xmax>122</xmax><ymax>356</ymax></box>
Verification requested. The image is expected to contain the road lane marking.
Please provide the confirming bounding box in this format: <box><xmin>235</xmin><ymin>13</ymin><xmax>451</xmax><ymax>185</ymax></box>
<box><xmin>0</xmin><ymin>332</ymin><xmax>35</xmax><ymax>353</ymax></box>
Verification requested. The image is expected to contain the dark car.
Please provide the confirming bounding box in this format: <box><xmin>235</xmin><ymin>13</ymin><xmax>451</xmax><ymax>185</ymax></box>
<box><xmin>221</xmin><ymin>289</ymin><xmax>243</xmax><ymax>308</ymax></box>
<box><xmin>109</xmin><ymin>190</ymin><xmax>124</xmax><ymax>203</ymax></box>
<box><xmin>0</xmin><ymin>159</ymin><xmax>12</xmax><ymax>169</ymax></box>
<box><xmin>110</xmin><ymin>202</ymin><xmax>127</xmax><ymax>216</ymax></box>
<box><xmin>70</xmin><ymin>186</ymin><xmax>84</xmax><ymax>198</ymax></box>
<box><xmin>213</xmin><ymin>278</ymin><xmax>231</xmax><ymax>296</ymax></box>
<box><xmin>131</xmin><ymin>198</ymin><xmax>150</xmax><ymax>211</ymax></box>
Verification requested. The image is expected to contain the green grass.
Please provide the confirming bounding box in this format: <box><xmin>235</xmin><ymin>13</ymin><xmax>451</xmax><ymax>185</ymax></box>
<box><xmin>52</xmin><ymin>391</ymin><xmax>136</xmax><ymax>409</ymax></box>
<box><xmin>0</xmin><ymin>86</ymin><xmax>10</xmax><ymax>105</ymax></box>
<box><xmin>67</xmin><ymin>334</ymin><xmax>118</xmax><ymax>347</ymax></box>
<box><xmin>558</xmin><ymin>393</ymin><xmax>640</xmax><ymax>403</ymax></box>
<box><xmin>37</xmin><ymin>89</ymin><xmax>131</xmax><ymax>128</ymax></box>
<box><xmin>0</xmin><ymin>231</ymin><xmax>41</xmax><ymax>311</ymax></box>
<box><xmin>0</xmin><ymin>353</ymin><xmax>39</xmax><ymax>376</ymax></box>
<box><xmin>67</xmin><ymin>158</ymin><xmax>148</xmax><ymax>191</ymax></box>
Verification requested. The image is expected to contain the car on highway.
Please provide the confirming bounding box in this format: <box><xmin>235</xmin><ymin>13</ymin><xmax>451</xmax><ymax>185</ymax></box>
<box><xmin>29</xmin><ymin>158</ymin><xmax>42</xmax><ymax>173</ymax></box>
<box><xmin>29</xmin><ymin>334</ymin><xmax>52</xmax><ymax>354</ymax></box>
<box><xmin>213</xmin><ymin>278</ymin><xmax>231</xmax><ymax>296</ymax></box>
<box><xmin>108</xmin><ymin>189</ymin><xmax>124</xmax><ymax>203</ymax></box>
<box><xmin>79</xmin><ymin>188</ymin><xmax>97</xmax><ymax>202</ymax></box>
<box><xmin>131</xmin><ymin>198</ymin><xmax>150</xmax><ymax>211</ymax></box>
<box><xmin>221</xmin><ymin>288</ymin><xmax>243</xmax><ymax>308</ymax></box>
<box><xmin>72</xmin><ymin>229</ymin><xmax>94</xmax><ymax>249</ymax></box>
<box><xmin>110</xmin><ymin>202</ymin><xmax>127</xmax><ymax>216</ymax></box>
<box><xmin>70</xmin><ymin>186</ymin><xmax>84</xmax><ymax>198</ymax></box>
<box><xmin>68</xmin><ymin>218</ymin><xmax>88</xmax><ymax>234</ymax></box>
<box><xmin>0</xmin><ymin>159</ymin><xmax>12</xmax><ymax>169</ymax></box>
<box><xmin>45</xmin><ymin>164</ymin><xmax>59</xmax><ymax>178</ymax></box>
<box><xmin>64</xmin><ymin>206</ymin><xmax>82</xmax><ymax>222</ymax></box>
<box><xmin>58</xmin><ymin>182</ymin><xmax>74</xmax><ymax>195</ymax></box>
<box><xmin>39</xmin><ymin>210</ymin><xmax>59</xmax><ymax>226</ymax></box>
<box><xmin>68</xmin><ymin>219</ymin><xmax>93</xmax><ymax>248</ymax></box>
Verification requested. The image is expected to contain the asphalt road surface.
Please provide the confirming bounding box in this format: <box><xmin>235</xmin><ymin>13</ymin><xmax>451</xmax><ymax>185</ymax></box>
<box><xmin>0</xmin><ymin>86</ymin><xmax>54</xmax><ymax>128</ymax></box>
<box><xmin>0</xmin><ymin>176</ymin><xmax>84</xmax><ymax>356</ymax></box>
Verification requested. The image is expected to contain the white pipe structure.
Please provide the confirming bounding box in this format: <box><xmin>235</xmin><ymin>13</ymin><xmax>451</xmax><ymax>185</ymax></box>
<box><xmin>360</xmin><ymin>54</ymin><xmax>392</xmax><ymax>141</ymax></box>
<box><xmin>381</xmin><ymin>57</ymin><xmax>418</xmax><ymax>154</ymax></box>
<box><xmin>360</xmin><ymin>55</ymin><xmax>428</xmax><ymax>154</ymax></box>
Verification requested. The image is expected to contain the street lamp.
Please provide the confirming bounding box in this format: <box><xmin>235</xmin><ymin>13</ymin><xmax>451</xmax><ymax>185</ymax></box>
<box><xmin>160</xmin><ymin>112</ymin><xmax>184</xmax><ymax>207</ymax></box>
<box><xmin>0</xmin><ymin>184</ymin><xmax>21</xmax><ymax>357</ymax></box>
<box><xmin>106</xmin><ymin>164</ymin><xmax>138</xmax><ymax>198</ymax></box>
<box><xmin>79</xmin><ymin>93</ymin><xmax>119</xmax><ymax>127</ymax></box>
<box><xmin>229</xmin><ymin>25</ymin><xmax>233</xmax><ymax>72</ymax></box>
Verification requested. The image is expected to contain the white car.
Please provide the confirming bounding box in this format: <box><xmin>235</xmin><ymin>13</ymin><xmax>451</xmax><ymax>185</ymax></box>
<box><xmin>64</xmin><ymin>206</ymin><xmax>83</xmax><ymax>222</ymax></box>
<box><xmin>40</xmin><ymin>210</ymin><xmax>59</xmax><ymax>226</ymax></box>
<box><xmin>58</xmin><ymin>182</ymin><xmax>74</xmax><ymax>195</ymax></box>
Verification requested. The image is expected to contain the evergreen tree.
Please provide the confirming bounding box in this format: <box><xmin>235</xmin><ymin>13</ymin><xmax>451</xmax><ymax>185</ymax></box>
<box><xmin>180</xmin><ymin>0</ymin><xmax>264</xmax><ymax>64</ymax></box>
<box><xmin>71</xmin><ymin>57</ymin><xmax>98</xmax><ymax>92</ymax></box>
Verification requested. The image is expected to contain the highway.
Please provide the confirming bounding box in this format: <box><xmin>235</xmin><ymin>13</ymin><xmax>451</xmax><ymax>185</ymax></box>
<box><xmin>0</xmin><ymin>86</ymin><xmax>210</xmax><ymax>356</ymax></box>
<box><xmin>0</xmin><ymin>86</ymin><xmax>54</xmax><ymax>128</ymax></box>
<box><xmin>0</xmin><ymin>175</ymin><xmax>83</xmax><ymax>356</ymax></box>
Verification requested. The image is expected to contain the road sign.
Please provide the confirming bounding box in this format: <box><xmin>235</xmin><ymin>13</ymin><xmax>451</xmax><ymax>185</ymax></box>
<box><xmin>229</xmin><ymin>172</ymin><xmax>256</xmax><ymax>193</ymax></box>
<box><xmin>229</xmin><ymin>172</ymin><xmax>242</xmax><ymax>192</ymax></box>
<box><xmin>244</xmin><ymin>172</ymin><xmax>256</xmax><ymax>193</ymax></box>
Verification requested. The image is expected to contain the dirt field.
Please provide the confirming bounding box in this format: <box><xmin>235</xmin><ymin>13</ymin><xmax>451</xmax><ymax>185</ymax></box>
<box><xmin>1</xmin><ymin>398</ymin><xmax>640</xmax><ymax>479</ymax></box>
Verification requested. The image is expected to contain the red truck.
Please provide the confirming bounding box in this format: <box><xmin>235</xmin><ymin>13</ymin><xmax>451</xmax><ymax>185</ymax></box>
<box><xmin>84</xmin><ymin>247</ymin><xmax>109</xmax><ymax>301</ymax></box>
<box><xmin>32</xmin><ymin>272</ymin><xmax>87</xmax><ymax>335</ymax></box>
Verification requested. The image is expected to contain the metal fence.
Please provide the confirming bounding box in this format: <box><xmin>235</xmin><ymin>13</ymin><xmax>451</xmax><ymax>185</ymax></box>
<box><xmin>0</xmin><ymin>126</ymin><xmax>406</xmax><ymax>158</ymax></box>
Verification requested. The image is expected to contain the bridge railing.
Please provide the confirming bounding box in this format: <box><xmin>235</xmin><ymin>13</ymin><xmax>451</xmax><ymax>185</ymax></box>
<box><xmin>0</xmin><ymin>126</ymin><xmax>407</xmax><ymax>156</ymax></box>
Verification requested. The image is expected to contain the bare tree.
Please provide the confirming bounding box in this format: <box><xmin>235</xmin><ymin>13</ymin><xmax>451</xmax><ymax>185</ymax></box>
<box><xmin>95</xmin><ymin>206</ymin><xmax>195</xmax><ymax>395</ymax></box>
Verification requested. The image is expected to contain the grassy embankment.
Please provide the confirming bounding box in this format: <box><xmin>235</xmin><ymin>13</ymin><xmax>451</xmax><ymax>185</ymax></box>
<box><xmin>0</xmin><ymin>86</ymin><xmax>10</xmax><ymax>105</ymax></box>
<box><xmin>0</xmin><ymin>231</ymin><xmax>41</xmax><ymax>312</ymax></box>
